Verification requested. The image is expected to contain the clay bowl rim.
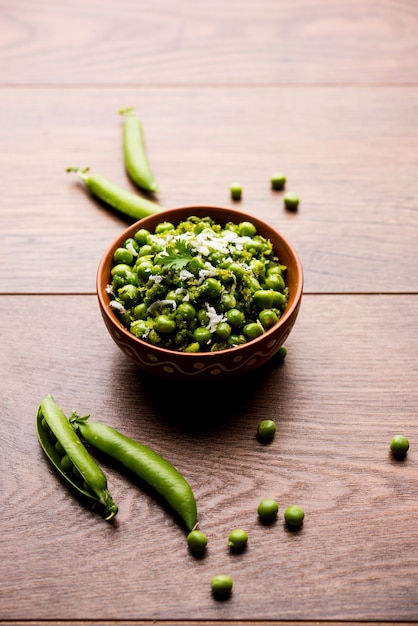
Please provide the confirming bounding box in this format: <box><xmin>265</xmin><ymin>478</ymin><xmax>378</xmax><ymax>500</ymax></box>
<box><xmin>96</xmin><ymin>205</ymin><xmax>304</xmax><ymax>362</ymax></box>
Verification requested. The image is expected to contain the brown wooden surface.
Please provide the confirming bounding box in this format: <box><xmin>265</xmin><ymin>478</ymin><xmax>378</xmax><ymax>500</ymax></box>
<box><xmin>1</xmin><ymin>1</ymin><xmax>418</xmax><ymax>624</ymax></box>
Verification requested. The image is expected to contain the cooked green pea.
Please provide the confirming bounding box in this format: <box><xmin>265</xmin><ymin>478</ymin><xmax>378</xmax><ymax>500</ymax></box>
<box><xmin>284</xmin><ymin>192</ymin><xmax>300</xmax><ymax>212</ymax></box>
<box><xmin>130</xmin><ymin>320</ymin><xmax>149</xmax><ymax>338</ymax></box>
<box><xmin>243</xmin><ymin>322</ymin><xmax>264</xmax><ymax>340</ymax></box>
<box><xmin>265</xmin><ymin>273</ymin><xmax>286</xmax><ymax>291</ymax></box>
<box><xmin>230</xmin><ymin>182</ymin><xmax>242</xmax><ymax>200</ymax></box>
<box><xmin>134</xmin><ymin>228</ymin><xmax>151</xmax><ymax>246</ymax></box>
<box><xmin>211</xmin><ymin>574</ymin><xmax>233</xmax><ymax>596</ymax></box>
<box><xmin>132</xmin><ymin>302</ymin><xmax>148</xmax><ymax>320</ymax></box>
<box><xmin>154</xmin><ymin>315</ymin><xmax>176</xmax><ymax>334</ymax></box>
<box><xmin>272</xmin><ymin>291</ymin><xmax>287</xmax><ymax>309</ymax></box>
<box><xmin>117</xmin><ymin>284</ymin><xmax>139</xmax><ymax>307</ymax></box>
<box><xmin>239</xmin><ymin>221</ymin><xmax>257</xmax><ymax>237</ymax></box>
<box><xmin>155</xmin><ymin>221</ymin><xmax>174</xmax><ymax>234</ymax></box>
<box><xmin>136</xmin><ymin>261</ymin><xmax>153</xmax><ymax>281</ymax></box>
<box><xmin>194</xmin><ymin>327</ymin><xmax>211</xmax><ymax>346</ymax></box>
<box><xmin>390</xmin><ymin>435</ymin><xmax>410</xmax><ymax>457</ymax></box>
<box><xmin>257</xmin><ymin>498</ymin><xmax>279</xmax><ymax>520</ymax></box>
<box><xmin>187</xmin><ymin>529</ymin><xmax>208</xmax><ymax>553</ymax></box>
<box><xmin>200</xmin><ymin>278</ymin><xmax>222</xmax><ymax>298</ymax></box>
<box><xmin>113</xmin><ymin>247</ymin><xmax>134</xmax><ymax>265</ymax></box>
<box><xmin>197</xmin><ymin>309</ymin><xmax>209</xmax><ymax>325</ymax></box>
<box><xmin>258</xmin><ymin>309</ymin><xmax>278</xmax><ymax>329</ymax></box>
<box><xmin>188</xmin><ymin>256</ymin><xmax>205</xmax><ymax>275</ymax></box>
<box><xmin>229</xmin><ymin>263</ymin><xmax>245</xmax><ymax>280</ymax></box>
<box><xmin>220</xmin><ymin>293</ymin><xmax>236</xmax><ymax>311</ymax></box>
<box><xmin>216</xmin><ymin>322</ymin><xmax>231</xmax><ymax>339</ymax></box>
<box><xmin>253</xmin><ymin>289</ymin><xmax>275</xmax><ymax>309</ymax></box>
<box><xmin>284</xmin><ymin>505</ymin><xmax>304</xmax><ymax>528</ymax></box>
<box><xmin>271</xmin><ymin>172</ymin><xmax>286</xmax><ymax>190</ymax></box>
<box><xmin>257</xmin><ymin>419</ymin><xmax>276</xmax><ymax>442</ymax></box>
<box><xmin>226</xmin><ymin>308</ymin><xmax>245</xmax><ymax>328</ymax></box>
<box><xmin>227</xmin><ymin>528</ymin><xmax>248</xmax><ymax>550</ymax></box>
<box><xmin>176</xmin><ymin>302</ymin><xmax>197</xmax><ymax>322</ymax></box>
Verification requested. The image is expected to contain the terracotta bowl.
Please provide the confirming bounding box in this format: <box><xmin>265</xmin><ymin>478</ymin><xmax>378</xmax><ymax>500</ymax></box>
<box><xmin>97</xmin><ymin>205</ymin><xmax>303</xmax><ymax>381</ymax></box>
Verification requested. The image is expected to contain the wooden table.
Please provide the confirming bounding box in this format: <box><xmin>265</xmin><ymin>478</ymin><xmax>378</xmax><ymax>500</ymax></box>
<box><xmin>2</xmin><ymin>1</ymin><xmax>418</xmax><ymax>624</ymax></box>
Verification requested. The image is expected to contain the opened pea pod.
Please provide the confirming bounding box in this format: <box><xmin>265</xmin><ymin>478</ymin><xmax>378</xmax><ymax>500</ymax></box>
<box><xmin>70</xmin><ymin>413</ymin><xmax>198</xmax><ymax>533</ymax></box>
<box><xmin>36</xmin><ymin>395</ymin><xmax>118</xmax><ymax>520</ymax></box>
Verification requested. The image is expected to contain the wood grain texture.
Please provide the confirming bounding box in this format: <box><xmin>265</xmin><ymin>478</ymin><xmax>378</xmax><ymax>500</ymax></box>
<box><xmin>1</xmin><ymin>86</ymin><xmax>418</xmax><ymax>294</ymax></box>
<box><xmin>1</xmin><ymin>294</ymin><xmax>417</xmax><ymax>621</ymax></box>
<box><xmin>1</xmin><ymin>0</ymin><xmax>418</xmax><ymax>85</ymax></box>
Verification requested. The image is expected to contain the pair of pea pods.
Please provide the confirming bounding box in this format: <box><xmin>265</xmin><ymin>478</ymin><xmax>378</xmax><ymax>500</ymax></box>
<box><xmin>67</xmin><ymin>107</ymin><xmax>163</xmax><ymax>222</ymax></box>
<box><xmin>36</xmin><ymin>394</ymin><xmax>198</xmax><ymax>531</ymax></box>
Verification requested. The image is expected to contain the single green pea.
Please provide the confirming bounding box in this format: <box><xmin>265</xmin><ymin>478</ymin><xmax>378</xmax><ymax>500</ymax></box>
<box><xmin>136</xmin><ymin>261</ymin><xmax>153</xmax><ymax>281</ymax></box>
<box><xmin>270</xmin><ymin>345</ymin><xmax>287</xmax><ymax>366</ymax></box>
<box><xmin>228</xmin><ymin>263</ymin><xmax>245</xmax><ymax>280</ymax></box>
<box><xmin>184</xmin><ymin>342</ymin><xmax>200</xmax><ymax>353</ymax></box>
<box><xmin>54</xmin><ymin>440</ymin><xmax>66</xmax><ymax>456</ymax></box>
<box><xmin>211</xmin><ymin>574</ymin><xmax>233</xmax><ymax>596</ymax></box>
<box><xmin>194</xmin><ymin>326</ymin><xmax>211</xmax><ymax>346</ymax></box>
<box><xmin>123</xmin><ymin>237</ymin><xmax>139</xmax><ymax>253</ymax></box>
<box><xmin>226</xmin><ymin>308</ymin><xmax>245</xmax><ymax>328</ymax></box>
<box><xmin>271</xmin><ymin>172</ymin><xmax>286</xmax><ymax>190</ymax></box>
<box><xmin>257</xmin><ymin>498</ymin><xmax>279</xmax><ymax>520</ymax></box>
<box><xmin>220</xmin><ymin>293</ymin><xmax>236</xmax><ymax>311</ymax></box>
<box><xmin>272</xmin><ymin>291</ymin><xmax>287</xmax><ymax>309</ymax></box>
<box><xmin>239</xmin><ymin>221</ymin><xmax>257</xmax><ymax>237</ymax></box>
<box><xmin>197</xmin><ymin>309</ymin><xmax>209</xmax><ymax>325</ymax></box>
<box><xmin>230</xmin><ymin>182</ymin><xmax>242</xmax><ymax>201</ymax></box>
<box><xmin>117</xmin><ymin>284</ymin><xmax>139</xmax><ymax>307</ymax></box>
<box><xmin>60</xmin><ymin>454</ymin><xmax>73</xmax><ymax>473</ymax></box>
<box><xmin>187</xmin><ymin>529</ymin><xmax>208</xmax><ymax>553</ymax></box>
<box><xmin>390</xmin><ymin>435</ymin><xmax>410</xmax><ymax>457</ymax></box>
<box><xmin>253</xmin><ymin>289</ymin><xmax>275</xmax><ymax>310</ymax></box>
<box><xmin>227</xmin><ymin>528</ymin><xmax>248</xmax><ymax>550</ymax></box>
<box><xmin>258</xmin><ymin>309</ymin><xmax>278</xmax><ymax>329</ymax></box>
<box><xmin>243</xmin><ymin>322</ymin><xmax>264</xmax><ymax>340</ymax></box>
<box><xmin>200</xmin><ymin>277</ymin><xmax>223</xmax><ymax>298</ymax></box>
<box><xmin>154</xmin><ymin>315</ymin><xmax>176</xmax><ymax>334</ymax></box>
<box><xmin>138</xmin><ymin>244</ymin><xmax>153</xmax><ymax>257</ymax></box>
<box><xmin>284</xmin><ymin>192</ymin><xmax>300</xmax><ymax>212</ymax></box>
<box><xmin>257</xmin><ymin>419</ymin><xmax>276</xmax><ymax>442</ymax></box>
<box><xmin>188</xmin><ymin>256</ymin><xmax>205</xmax><ymax>275</ymax></box>
<box><xmin>216</xmin><ymin>321</ymin><xmax>231</xmax><ymax>339</ymax></box>
<box><xmin>113</xmin><ymin>247</ymin><xmax>134</xmax><ymax>265</ymax></box>
<box><xmin>134</xmin><ymin>228</ymin><xmax>151</xmax><ymax>246</ymax></box>
<box><xmin>155</xmin><ymin>221</ymin><xmax>175</xmax><ymax>234</ymax></box>
<box><xmin>176</xmin><ymin>302</ymin><xmax>197</xmax><ymax>322</ymax></box>
<box><xmin>284</xmin><ymin>505</ymin><xmax>305</xmax><ymax>528</ymax></box>
<box><xmin>111</xmin><ymin>263</ymin><xmax>132</xmax><ymax>278</ymax></box>
<box><xmin>265</xmin><ymin>273</ymin><xmax>286</xmax><ymax>292</ymax></box>
<box><xmin>132</xmin><ymin>302</ymin><xmax>148</xmax><ymax>320</ymax></box>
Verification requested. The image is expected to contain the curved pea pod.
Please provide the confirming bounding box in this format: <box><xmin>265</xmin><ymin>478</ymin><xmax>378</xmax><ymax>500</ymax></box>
<box><xmin>36</xmin><ymin>395</ymin><xmax>118</xmax><ymax>520</ymax></box>
<box><xmin>70</xmin><ymin>414</ymin><xmax>198</xmax><ymax>532</ymax></box>
<box><xmin>66</xmin><ymin>167</ymin><xmax>161</xmax><ymax>221</ymax></box>
<box><xmin>119</xmin><ymin>107</ymin><xmax>159</xmax><ymax>193</ymax></box>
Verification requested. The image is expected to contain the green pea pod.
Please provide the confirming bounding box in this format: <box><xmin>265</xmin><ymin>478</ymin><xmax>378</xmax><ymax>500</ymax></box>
<box><xmin>66</xmin><ymin>167</ymin><xmax>162</xmax><ymax>221</ymax></box>
<box><xmin>119</xmin><ymin>107</ymin><xmax>159</xmax><ymax>193</ymax></box>
<box><xmin>70</xmin><ymin>414</ymin><xmax>198</xmax><ymax>532</ymax></box>
<box><xmin>36</xmin><ymin>395</ymin><xmax>118</xmax><ymax>520</ymax></box>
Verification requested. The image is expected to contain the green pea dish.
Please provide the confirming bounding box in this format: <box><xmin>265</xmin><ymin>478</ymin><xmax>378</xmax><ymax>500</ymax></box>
<box><xmin>97</xmin><ymin>206</ymin><xmax>303</xmax><ymax>380</ymax></box>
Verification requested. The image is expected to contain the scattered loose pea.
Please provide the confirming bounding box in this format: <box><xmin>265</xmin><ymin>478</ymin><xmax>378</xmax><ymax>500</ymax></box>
<box><xmin>284</xmin><ymin>192</ymin><xmax>299</xmax><ymax>212</ymax></box>
<box><xmin>390</xmin><ymin>435</ymin><xmax>410</xmax><ymax>458</ymax></box>
<box><xmin>227</xmin><ymin>528</ymin><xmax>248</xmax><ymax>551</ymax></box>
<box><xmin>284</xmin><ymin>505</ymin><xmax>305</xmax><ymax>529</ymax></box>
<box><xmin>211</xmin><ymin>574</ymin><xmax>233</xmax><ymax>597</ymax></box>
<box><xmin>270</xmin><ymin>345</ymin><xmax>287</xmax><ymax>367</ymax></box>
<box><xmin>257</xmin><ymin>498</ymin><xmax>279</xmax><ymax>520</ymax></box>
<box><xmin>257</xmin><ymin>419</ymin><xmax>276</xmax><ymax>443</ymax></box>
<box><xmin>187</xmin><ymin>529</ymin><xmax>208</xmax><ymax>553</ymax></box>
<box><xmin>271</xmin><ymin>172</ymin><xmax>287</xmax><ymax>190</ymax></box>
<box><xmin>230</xmin><ymin>182</ymin><xmax>242</xmax><ymax>200</ymax></box>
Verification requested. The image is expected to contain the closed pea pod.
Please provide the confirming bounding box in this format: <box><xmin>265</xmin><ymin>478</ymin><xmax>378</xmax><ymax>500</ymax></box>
<box><xmin>119</xmin><ymin>107</ymin><xmax>159</xmax><ymax>193</ymax></box>
<box><xmin>36</xmin><ymin>395</ymin><xmax>118</xmax><ymax>520</ymax></box>
<box><xmin>70</xmin><ymin>415</ymin><xmax>198</xmax><ymax>532</ymax></box>
<box><xmin>66</xmin><ymin>167</ymin><xmax>161</xmax><ymax>221</ymax></box>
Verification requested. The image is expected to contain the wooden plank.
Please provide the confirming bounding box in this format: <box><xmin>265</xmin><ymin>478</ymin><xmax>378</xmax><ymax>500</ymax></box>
<box><xmin>1</xmin><ymin>0</ymin><xmax>418</xmax><ymax>85</ymax></box>
<box><xmin>1</xmin><ymin>87</ymin><xmax>418</xmax><ymax>294</ymax></box>
<box><xmin>1</xmin><ymin>294</ymin><xmax>417</xmax><ymax>621</ymax></box>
